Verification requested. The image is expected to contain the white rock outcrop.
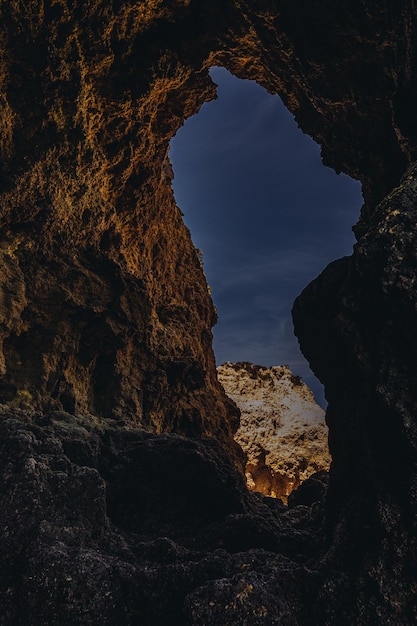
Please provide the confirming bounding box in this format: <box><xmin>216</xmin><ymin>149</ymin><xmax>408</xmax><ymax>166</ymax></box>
<box><xmin>217</xmin><ymin>362</ymin><xmax>331</xmax><ymax>501</ymax></box>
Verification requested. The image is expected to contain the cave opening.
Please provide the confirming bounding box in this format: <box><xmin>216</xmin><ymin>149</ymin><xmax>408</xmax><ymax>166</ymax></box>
<box><xmin>170</xmin><ymin>67</ymin><xmax>363</xmax><ymax>408</ymax></box>
<box><xmin>169</xmin><ymin>67</ymin><xmax>364</xmax><ymax>501</ymax></box>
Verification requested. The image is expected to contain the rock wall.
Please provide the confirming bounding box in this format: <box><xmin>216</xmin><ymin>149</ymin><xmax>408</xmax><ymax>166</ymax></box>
<box><xmin>0</xmin><ymin>0</ymin><xmax>243</xmax><ymax>462</ymax></box>
<box><xmin>218</xmin><ymin>362</ymin><xmax>330</xmax><ymax>501</ymax></box>
<box><xmin>293</xmin><ymin>163</ymin><xmax>417</xmax><ymax>620</ymax></box>
<box><xmin>0</xmin><ymin>0</ymin><xmax>416</xmax><ymax>450</ymax></box>
<box><xmin>0</xmin><ymin>0</ymin><xmax>417</xmax><ymax>623</ymax></box>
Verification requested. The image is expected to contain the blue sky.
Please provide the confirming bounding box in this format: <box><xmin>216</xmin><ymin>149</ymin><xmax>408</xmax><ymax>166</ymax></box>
<box><xmin>170</xmin><ymin>67</ymin><xmax>363</xmax><ymax>407</ymax></box>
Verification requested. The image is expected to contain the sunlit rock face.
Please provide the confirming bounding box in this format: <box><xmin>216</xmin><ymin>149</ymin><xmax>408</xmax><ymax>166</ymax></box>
<box><xmin>0</xmin><ymin>0</ymin><xmax>244</xmax><ymax>466</ymax></box>
<box><xmin>218</xmin><ymin>362</ymin><xmax>330</xmax><ymax>501</ymax></box>
<box><xmin>0</xmin><ymin>0</ymin><xmax>415</xmax><ymax>455</ymax></box>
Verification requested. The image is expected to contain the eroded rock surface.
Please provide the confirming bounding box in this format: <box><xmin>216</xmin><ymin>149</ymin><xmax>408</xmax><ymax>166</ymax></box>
<box><xmin>0</xmin><ymin>407</ymin><xmax>326</xmax><ymax>625</ymax></box>
<box><xmin>218</xmin><ymin>362</ymin><xmax>330</xmax><ymax>500</ymax></box>
<box><xmin>0</xmin><ymin>0</ymin><xmax>416</xmax><ymax>449</ymax></box>
<box><xmin>293</xmin><ymin>163</ymin><xmax>417</xmax><ymax>624</ymax></box>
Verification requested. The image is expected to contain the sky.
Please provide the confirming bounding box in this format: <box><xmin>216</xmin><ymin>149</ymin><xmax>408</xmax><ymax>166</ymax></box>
<box><xmin>170</xmin><ymin>67</ymin><xmax>363</xmax><ymax>407</ymax></box>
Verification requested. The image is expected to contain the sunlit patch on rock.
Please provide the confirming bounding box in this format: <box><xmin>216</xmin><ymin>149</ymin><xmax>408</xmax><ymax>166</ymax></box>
<box><xmin>218</xmin><ymin>362</ymin><xmax>330</xmax><ymax>501</ymax></box>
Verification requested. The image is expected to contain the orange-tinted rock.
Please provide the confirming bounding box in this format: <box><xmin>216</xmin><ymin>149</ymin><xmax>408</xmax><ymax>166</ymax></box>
<box><xmin>0</xmin><ymin>1</ymin><xmax>245</xmax><ymax>463</ymax></box>
<box><xmin>218</xmin><ymin>362</ymin><xmax>330</xmax><ymax>501</ymax></box>
<box><xmin>0</xmin><ymin>0</ymin><xmax>415</xmax><ymax>454</ymax></box>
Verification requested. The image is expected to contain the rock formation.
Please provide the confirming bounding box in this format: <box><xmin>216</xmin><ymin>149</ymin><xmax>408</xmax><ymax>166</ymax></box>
<box><xmin>293</xmin><ymin>163</ymin><xmax>417</xmax><ymax>622</ymax></box>
<box><xmin>218</xmin><ymin>362</ymin><xmax>330</xmax><ymax>500</ymax></box>
<box><xmin>0</xmin><ymin>0</ymin><xmax>417</xmax><ymax>624</ymax></box>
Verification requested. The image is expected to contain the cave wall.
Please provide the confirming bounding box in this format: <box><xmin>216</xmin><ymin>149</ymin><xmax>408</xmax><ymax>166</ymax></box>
<box><xmin>1</xmin><ymin>0</ymin><xmax>417</xmax><ymax>623</ymax></box>
<box><xmin>0</xmin><ymin>0</ymin><xmax>416</xmax><ymax>440</ymax></box>
<box><xmin>0</xmin><ymin>0</ymin><xmax>244</xmax><ymax>456</ymax></box>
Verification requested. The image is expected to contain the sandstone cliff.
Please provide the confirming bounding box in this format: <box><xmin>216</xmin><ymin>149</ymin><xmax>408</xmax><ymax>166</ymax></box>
<box><xmin>0</xmin><ymin>1</ymin><xmax>417</xmax><ymax>624</ymax></box>
<box><xmin>218</xmin><ymin>362</ymin><xmax>330</xmax><ymax>500</ymax></box>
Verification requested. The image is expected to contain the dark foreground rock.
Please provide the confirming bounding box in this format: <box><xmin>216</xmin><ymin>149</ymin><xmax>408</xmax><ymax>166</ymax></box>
<box><xmin>1</xmin><ymin>380</ymin><xmax>416</xmax><ymax>624</ymax></box>
<box><xmin>293</xmin><ymin>163</ymin><xmax>417</xmax><ymax>625</ymax></box>
<box><xmin>0</xmin><ymin>407</ymin><xmax>325</xmax><ymax>626</ymax></box>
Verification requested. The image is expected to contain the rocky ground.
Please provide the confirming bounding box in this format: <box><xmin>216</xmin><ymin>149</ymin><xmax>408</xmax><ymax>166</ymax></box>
<box><xmin>218</xmin><ymin>362</ymin><xmax>330</xmax><ymax>501</ymax></box>
<box><xmin>0</xmin><ymin>406</ymin><xmax>327</xmax><ymax>625</ymax></box>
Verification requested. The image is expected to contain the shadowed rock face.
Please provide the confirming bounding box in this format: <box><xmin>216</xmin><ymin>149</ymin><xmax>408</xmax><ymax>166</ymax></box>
<box><xmin>293</xmin><ymin>164</ymin><xmax>417</xmax><ymax>621</ymax></box>
<box><xmin>0</xmin><ymin>0</ymin><xmax>417</xmax><ymax>623</ymax></box>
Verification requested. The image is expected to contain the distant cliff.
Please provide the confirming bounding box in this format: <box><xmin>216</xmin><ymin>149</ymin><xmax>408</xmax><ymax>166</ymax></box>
<box><xmin>218</xmin><ymin>362</ymin><xmax>330</xmax><ymax>501</ymax></box>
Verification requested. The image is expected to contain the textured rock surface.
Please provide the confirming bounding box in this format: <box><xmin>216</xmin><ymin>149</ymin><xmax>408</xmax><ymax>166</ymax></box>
<box><xmin>293</xmin><ymin>163</ymin><xmax>417</xmax><ymax>624</ymax></box>
<box><xmin>0</xmin><ymin>0</ymin><xmax>243</xmax><ymax>464</ymax></box>
<box><xmin>0</xmin><ymin>0</ymin><xmax>416</xmax><ymax>445</ymax></box>
<box><xmin>218</xmin><ymin>362</ymin><xmax>330</xmax><ymax>500</ymax></box>
<box><xmin>0</xmin><ymin>0</ymin><xmax>417</xmax><ymax>624</ymax></box>
<box><xmin>0</xmin><ymin>407</ymin><xmax>325</xmax><ymax>625</ymax></box>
